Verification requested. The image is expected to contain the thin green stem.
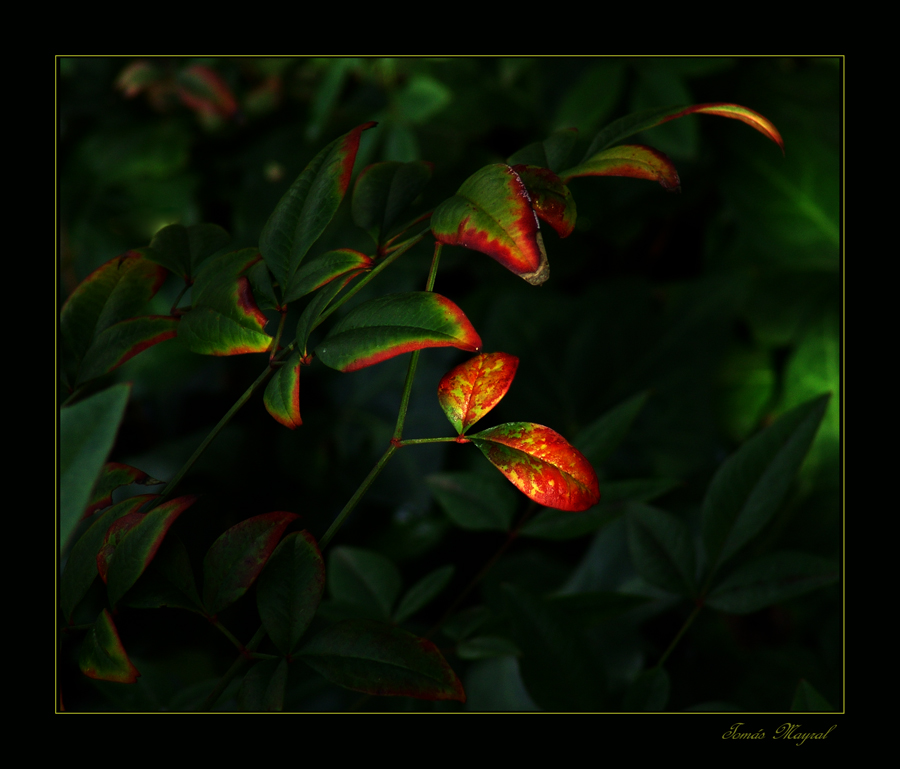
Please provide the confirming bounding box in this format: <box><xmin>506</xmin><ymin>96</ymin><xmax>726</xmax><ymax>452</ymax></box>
<box><xmin>395</xmin><ymin>437</ymin><xmax>458</xmax><ymax>446</ymax></box>
<box><xmin>199</xmin><ymin>625</ymin><xmax>268</xmax><ymax>711</ymax></box>
<box><xmin>655</xmin><ymin>601</ymin><xmax>703</xmax><ymax>669</ymax></box>
<box><xmin>170</xmin><ymin>282</ymin><xmax>191</xmax><ymax>316</ymax></box>
<box><xmin>319</xmin><ymin>444</ymin><xmax>398</xmax><ymax>549</ymax></box>
<box><xmin>210</xmin><ymin>618</ymin><xmax>246</xmax><ymax>654</ymax></box>
<box><xmin>425</xmin><ymin>242</ymin><xmax>442</xmax><ymax>292</ymax></box>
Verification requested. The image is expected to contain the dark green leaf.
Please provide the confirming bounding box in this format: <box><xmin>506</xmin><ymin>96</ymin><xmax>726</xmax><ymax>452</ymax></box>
<box><xmin>622</xmin><ymin>668</ymin><xmax>670</xmax><ymax>711</ymax></box>
<box><xmin>393</xmin><ymin>564</ymin><xmax>455</xmax><ymax>624</ymax></box>
<box><xmin>327</xmin><ymin>546</ymin><xmax>401</xmax><ymax>621</ymax></box>
<box><xmin>426</xmin><ymin>471</ymin><xmax>518</xmax><ymax>531</ymax></box>
<box><xmin>352</xmin><ymin>160</ymin><xmax>433</xmax><ymax>245</ymax></box>
<box><xmin>574</xmin><ymin>391</ymin><xmax>649</xmax><ymax>469</ymax></box>
<box><xmin>626</xmin><ymin>503</ymin><xmax>697</xmax><ymax>598</ymax></box>
<box><xmin>79</xmin><ymin>609</ymin><xmax>140</xmax><ymax>683</ymax></box>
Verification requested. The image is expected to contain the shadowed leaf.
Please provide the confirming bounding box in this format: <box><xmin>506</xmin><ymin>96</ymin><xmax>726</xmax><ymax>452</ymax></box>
<box><xmin>84</xmin><ymin>462</ymin><xmax>163</xmax><ymax>519</ymax></box>
<box><xmin>352</xmin><ymin>160</ymin><xmax>434</xmax><ymax>245</ymax></box>
<box><xmin>79</xmin><ymin>609</ymin><xmax>140</xmax><ymax>683</ymax></box>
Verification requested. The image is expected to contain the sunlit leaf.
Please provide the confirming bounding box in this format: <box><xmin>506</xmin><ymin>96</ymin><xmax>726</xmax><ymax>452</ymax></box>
<box><xmin>560</xmin><ymin>144</ymin><xmax>681</xmax><ymax>192</ymax></box>
<box><xmin>257</xmin><ymin>531</ymin><xmax>325</xmax><ymax>655</ymax></box>
<box><xmin>203</xmin><ymin>511</ymin><xmax>300</xmax><ymax>616</ymax></box>
<box><xmin>438</xmin><ymin>352</ymin><xmax>519</xmax><ymax>435</ymax></box>
<box><xmin>264</xmin><ymin>351</ymin><xmax>303</xmax><ymax>429</ymax></box>
<box><xmin>315</xmin><ymin>292</ymin><xmax>481</xmax><ymax>373</ymax></box>
<box><xmin>259</xmin><ymin>121</ymin><xmax>376</xmax><ymax>300</ymax></box>
<box><xmin>297</xmin><ymin>619</ymin><xmax>465</xmax><ymax>701</ymax></box>
<box><xmin>79</xmin><ymin>609</ymin><xmax>140</xmax><ymax>683</ymax></box>
<box><xmin>469</xmin><ymin>422</ymin><xmax>600</xmax><ymax>512</ymax></box>
<box><xmin>431</xmin><ymin>164</ymin><xmax>549</xmax><ymax>285</ymax></box>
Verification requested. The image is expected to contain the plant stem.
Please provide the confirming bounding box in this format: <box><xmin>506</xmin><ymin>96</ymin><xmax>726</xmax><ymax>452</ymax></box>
<box><xmin>319</xmin><ymin>443</ymin><xmax>398</xmax><ymax>549</ymax></box>
<box><xmin>199</xmin><ymin>625</ymin><xmax>268</xmax><ymax>711</ymax></box>
<box><xmin>655</xmin><ymin>601</ymin><xmax>703</xmax><ymax>669</ymax></box>
<box><xmin>395</xmin><ymin>437</ymin><xmax>458</xmax><ymax>446</ymax></box>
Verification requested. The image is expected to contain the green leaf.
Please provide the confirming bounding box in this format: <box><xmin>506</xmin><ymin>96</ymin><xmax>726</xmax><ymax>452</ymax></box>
<box><xmin>106</xmin><ymin>495</ymin><xmax>197</xmax><ymax>607</ymax></box>
<box><xmin>393</xmin><ymin>564</ymin><xmax>455</xmax><ymax>624</ymax></box>
<box><xmin>626</xmin><ymin>503</ymin><xmax>696</xmax><ymax>598</ymax></box>
<box><xmin>285</xmin><ymin>249</ymin><xmax>373</xmax><ymax>304</ymax></box>
<box><xmin>469</xmin><ymin>422</ymin><xmax>600</xmax><ymax>512</ymax></box>
<box><xmin>60</xmin><ymin>495</ymin><xmax>153</xmax><ymax>622</ymax></box>
<box><xmin>706</xmin><ymin>551</ymin><xmax>838</xmax><ymax>614</ymax></box>
<box><xmin>297</xmin><ymin>619</ymin><xmax>465</xmax><ymax>701</ymax></box>
<box><xmin>60</xmin><ymin>251</ymin><xmax>168</xmax><ymax>389</ymax></box>
<box><xmin>352</xmin><ymin>160</ymin><xmax>433</xmax><ymax>245</ymax></box>
<box><xmin>259</xmin><ymin>121</ymin><xmax>376</xmax><ymax>300</ymax></box>
<box><xmin>622</xmin><ymin>668</ymin><xmax>670</xmax><ymax>711</ymax></box>
<box><xmin>79</xmin><ymin>609</ymin><xmax>140</xmax><ymax>683</ymax></box>
<box><xmin>202</xmin><ymin>511</ymin><xmax>300</xmax><ymax>616</ymax></box>
<box><xmin>426</xmin><ymin>471</ymin><xmax>518</xmax><ymax>531</ymax></box>
<box><xmin>457</xmin><ymin>636</ymin><xmax>521</xmax><ymax>660</ymax></box>
<box><xmin>315</xmin><ymin>292</ymin><xmax>481</xmax><ymax>373</ymax></box>
<box><xmin>264</xmin><ymin>351</ymin><xmax>303</xmax><ymax>429</ymax></box>
<box><xmin>295</xmin><ymin>271</ymin><xmax>359</xmax><ymax>357</ymax></box>
<box><xmin>78</xmin><ymin>315</ymin><xmax>179</xmax><ymax>384</ymax></box>
<box><xmin>328</xmin><ymin>546</ymin><xmax>401</xmax><ymax>621</ymax></box>
<box><xmin>256</xmin><ymin>531</ymin><xmax>325</xmax><ymax>655</ymax></box>
<box><xmin>701</xmin><ymin>394</ymin><xmax>830</xmax><ymax>576</ymax></box>
<box><xmin>574</xmin><ymin>391</ymin><xmax>650</xmax><ymax>469</ymax></box>
<box><xmin>431</xmin><ymin>164</ymin><xmax>549</xmax><ymax>285</ymax></box>
<box><xmin>178</xmin><ymin>248</ymin><xmax>272</xmax><ymax>355</ymax></box>
<box><xmin>60</xmin><ymin>383</ymin><xmax>131</xmax><ymax>550</ymax></box>
<box><xmin>791</xmin><ymin>679</ymin><xmax>835</xmax><ymax>712</ymax></box>
<box><xmin>560</xmin><ymin>144</ymin><xmax>681</xmax><ymax>191</ymax></box>
<box><xmin>508</xmin><ymin>128</ymin><xmax>579</xmax><ymax>173</ymax></box>
<box><xmin>239</xmin><ymin>659</ymin><xmax>290</xmax><ymax>712</ymax></box>
<box><xmin>511</xmin><ymin>165</ymin><xmax>577</xmax><ymax>238</ymax></box>
<box><xmin>437</xmin><ymin>351</ymin><xmax>519</xmax><ymax>435</ymax></box>
<box><xmin>119</xmin><ymin>536</ymin><xmax>204</xmax><ymax>613</ymax></box>
<box><xmin>84</xmin><ymin>462</ymin><xmax>163</xmax><ymax>519</ymax></box>
<box><xmin>583</xmin><ymin>102</ymin><xmax>784</xmax><ymax>161</ymax></box>
<box><xmin>147</xmin><ymin>222</ymin><xmax>230</xmax><ymax>282</ymax></box>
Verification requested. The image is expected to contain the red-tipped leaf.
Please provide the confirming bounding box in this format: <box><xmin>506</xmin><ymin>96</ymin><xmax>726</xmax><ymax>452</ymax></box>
<box><xmin>438</xmin><ymin>352</ymin><xmax>519</xmax><ymax>436</ymax></box>
<box><xmin>510</xmin><ymin>165</ymin><xmax>577</xmax><ymax>238</ymax></box>
<box><xmin>561</xmin><ymin>144</ymin><xmax>681</xmax><ymax>191</ymax></box>
<box><xmin>315</xmin><ymin>292</ymin><xmax>481</xmax><ymax>373</ymax></box>
<box><xmin>79</xmin><ymin>609</ymin><xmax>140</xmax><ymax>683</ymax></box>
<box><xmin>470</xmin><ymin>423</ymin><xmax>600</xmax><ymax>512</ymax></box>
<box><xmin>431</xmin><ymin>164</ymin><xmax>549</xmax><ymax>286</ymax></box>
<box><xmin>264</xmin><ymin>351</ymin><xmax>303</xmax><ymax>429</ymax></box>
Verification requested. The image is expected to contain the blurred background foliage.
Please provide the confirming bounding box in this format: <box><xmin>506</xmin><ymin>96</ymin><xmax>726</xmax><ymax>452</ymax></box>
<box><xmin>58</xmin><ymin>57</ymin><xmax>841</xmax><ymax>712</ymax></box>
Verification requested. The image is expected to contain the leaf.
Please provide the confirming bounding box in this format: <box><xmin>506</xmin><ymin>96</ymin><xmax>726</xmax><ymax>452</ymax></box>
<box><xmin>147</xmin><ymin>222</ymin><xmax>230</xmax><ymax>282</ymax></box>
<box><xmin>328</xmin><ymin>546</ymin><xmax>402</xmax><ymax>621</ymax></box>
<box><xmin>511</xmin><ymin>165</ymin><xmax>577</xmax><ymax>238</ymax></box>
<box><xmin>297</xmin><ymin>619</ymin><xmax>465</xmax><ymax>702</ymax></box>
<box><xmin>791</xmin><ymin>679</ymin><xmax>834</xmax><ymax>712</ymax></box>
<box><xmin>60</xmin><ymin>383</ymin><xmax>131</xmax><ymax>550</ymax></box>
<box><xmin>202</xmin><ymin>511</ymin><xmax>300</xmax><ymax>616</ymax></box>
<box><xmin>507</xmin><ymin>127</ymin><xmax>579</xmax><ymax>174</ymax></box>
<box><xmin>239</xmin><ymin>658</ymin><xmax>290</xmax><ymax>712</ymax></box>
<box><xmin>457</xmin><ymin>636</ymin><xmax>521</xmax><ymax>660</ymax></box>
<box><xmin>106</xmin><ymin>495</ymin><xmax>197</xmax><ymax>607</ymax></box>
<box><xmin>582</xmin><ymin>102</ymin><xmax>784</xmax><ymax>161</ymax></box>
<box><xmin>285</xmin><ymin>249</ymin><xmax>373</xmax><ymax>303</ymax></box>
<box><xmin>97</xmin><ymin>512</ymin><xmax>144</xmax><ymax>583</ymax></box>
<box><xmin>120</xmin><ymin>536</ymin><xmax>204</xmax><ymax>613</ymax></box>
<box><xmin>706</xmin><ymin>551</ymin><xmax>838</xmax><ymax>614</ymax></box>
<box><xmin>256</xmin><ymin>531</ymin><xmax>325</xmax><ymax>655</ymax></box>
<box><xmin>701</xmin><ymin>394</ymin><xmax>830</xmax><ymax>576</ymax></box>
<box><xmin>560</xmin><ymin>144</ymin><xmax>681</xmax><ymax>192</ymax></box>
<box><xmin>352</xmin><ymin>160</ymin><xmax>434</xmax><ymax>245</ymax></box>
<box><xmin>574</xmin><ymin>391</ymin><xmax>650</xmax><ymax>469</ymax></box>
<box><xmin>315</xmin><ymin>292</ymin><xmax>481</xmax><ymax>373</ymax></box>
<box><xmin>259</xmin><ymin>121</ymin><xmax>376</xmax><ymax>300</ymax></box>
<box><xmin>60</xmin><ymin>250</ymin><xmax>168</xmax><ymax>389</ymax></box>
<box><xmin>393</xmin><ymin>564</ymin><xmax>455</xmax><ymax>624</ymax></box>
<box><xmin>469</xmin><ymin>422</ymin><xmax>600</xmax><ymax>512</ymax></box>
<box><xmin>84</xmin><ymin>462</ymin><xmax>163</xmax><ymax>519</ymax></box>
<box><xmin>178</xmin><ymin>248</ymin><xmax>272</xmax><ymax>355</ymax></box>
<box><xmin>264</xmin><ymin>351</ymin><xmax>303</xmax><ymax>429</ymax></box>
<box><xmin>426</xmin><ymin>470</ymin><xmax>518</xmax><ymax>531</ymax></box>
<box><xmin>79</xmin><ymin>609</ymin><xmax>140</xmax><ymax>683</ymax></box>
<box><xmin>431</xmin><ymin>164</ymin><xmax>549</xmax><ymax>285</ymax></box>
<box><xmin>626</xmin><ymin>503</ymin><xmax>697</xmax><ymax>598</ymax></box>
<box><xmin>295</xmin><ymin>271</ymin><xmax>359</xmax><ymax>357</ymax></box>
<box><xmin>437</xmin><ymin>351</ymin><xmax>519</xmax><ymax>435</ymax></box>
<box><xmin>176</xmin><ymin>64</ymin><xmax>238</xmax><ymax>120</ymax></box>
<box><xmin>60</xmin><ymin>495</ymin><xmax>153</xmax><ymax>622</ymax></box>
<box><xmin>77</xmin><ymin>315</ymin><xmax>179</xmax><ymax>383</ymax></box>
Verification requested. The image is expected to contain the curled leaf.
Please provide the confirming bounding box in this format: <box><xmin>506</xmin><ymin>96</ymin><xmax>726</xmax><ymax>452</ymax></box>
<box><xmin>560</xmin><ymin>144</ymin><xmax>681</xmax><ymax>191</ymax></box>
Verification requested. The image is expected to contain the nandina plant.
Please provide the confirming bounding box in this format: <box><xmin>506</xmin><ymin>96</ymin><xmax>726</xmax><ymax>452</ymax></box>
<box><xmin>59</xmin><ymin>101</ymin><xmax>835</xmax><ymax>711</ymax></box>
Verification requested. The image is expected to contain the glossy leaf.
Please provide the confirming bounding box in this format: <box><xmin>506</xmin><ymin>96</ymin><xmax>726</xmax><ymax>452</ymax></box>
<box><xmin>203</xmin><ymin>511</ymin><xmax>299</xmax><ymax>616</ymax></box>
<box><xmin>511</xmin><ymin>165</ymin><xmax>577</xmax><ymax>238</ymax></box>
<box><xmin>431</xmin><ymin>164</ymin><xmax>549</xmax><ymax>285</ymax></box>
<box><xmin>60</xmin><ymin>495</ymin><xmax>153</xmax><ymax>622</ymax></box>
<box><xmin>178</xmin><ymin>248</ymin><xmax>272</xmax><ymax>355</ymax></box>
<box><xmin>393</xmin><ymin>564</ymin><xmax>455</xmax><ymax>625</ymax></box>
<box><xmin>259</xmin><ymin>122</ymin><xmax>376</xmax><ymax>300</ymax></box>
<box><xmin>469</xmin><ymin>422</ymin><xmax>600</xmax><ymax>512</ymax></box>
<box><xmin>60</xmin><ymin>384</ymin><xmax>131</xmax><ymax>549</ymax></box>
<box><xmin>701</xmin><ymin>394</ymin><xmax>829</xmax><ymax>576</ymax></box>
<box><xmin>297</xmin><ymin>619</ymin><xmax>465</xmax><ymax>701</ymax></box>
<box><xmin>79</xmin><ymin>609</ymin><xmax>140</xmax><ymax>683</ymax></box>
<box><xmin>106</xmin><ymin>495</ymin><xmax>196</xmax><ymax>607</ymax></box>
<box><xmin>285</xmin><ymin>248</ymin><xmax>372</xmax><ymax>304</ymax></box>
<box><xmin>583</xmin><ymin>102</ymin><xmax>784</xmax><ymax>161</ymax></box>
<box><xmin>147</xmin><ymin>222</ymin><xmax>230</xmax><ymax>282</ymax></box>
<box><xmin>352</xmin><ymin>160</ymin><xmax>434</xmax><ymax>245</ymax></box>
<box><xmin>60</xmin><ymin>250</ymin><xmax>168</xmax><ymax>389</ymax></box>
<box><xmin>84</xmin><ymin>462</ymin><xmax>163</xmax><ymax>519</ymax></box>
<box><xmin>626</xmin><ymin>503</ymin><xmax>697</xmax><ymax>598</ymax></box>
<box><xmin>438</xmin><ymin>352</ymin><xmax>519</xmax><ymax>435</ymax></box>
<box><xmin>315</xmin><ymin>292</ymin><xmax>481</xmax><ymax>373</ymax></box>
<box><xmin>78</xmin><ymin>315</ymin><xmax>179</xmax><ymax>383</ymax></box>
<box><xmin>257</xmin><ymin>531</ymin><xmax>325</xmax><ymax>655</ymax></box>
<box><xmin>264</xmin><ymin>351</ymin><xmax>303</xmax><ymax>429</ymax></box>
<box><xmin>706</xmin><ymin>551</ymin><xmax>838</xmax><ymax>615</ymax></box>
<box><xmin>560</xmin><ymin>144</ymin><xmax>681</xmax><ymax>192</ymax></box>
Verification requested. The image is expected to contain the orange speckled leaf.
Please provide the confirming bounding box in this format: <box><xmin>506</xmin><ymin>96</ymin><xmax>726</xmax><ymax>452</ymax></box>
<box><xmin>561</xmin><ymin>144</ymin><xmax>681</xmax><ymax>191</ymax></box>
<box><xmin>470</xmin><ymin>423</ymin><xmax>600</xmax><ymax>512</ymax></box>
<box><xmin>438</xmin><ymin>352</ymin><xmax>519</xmax><ymax>435</ymax></box>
